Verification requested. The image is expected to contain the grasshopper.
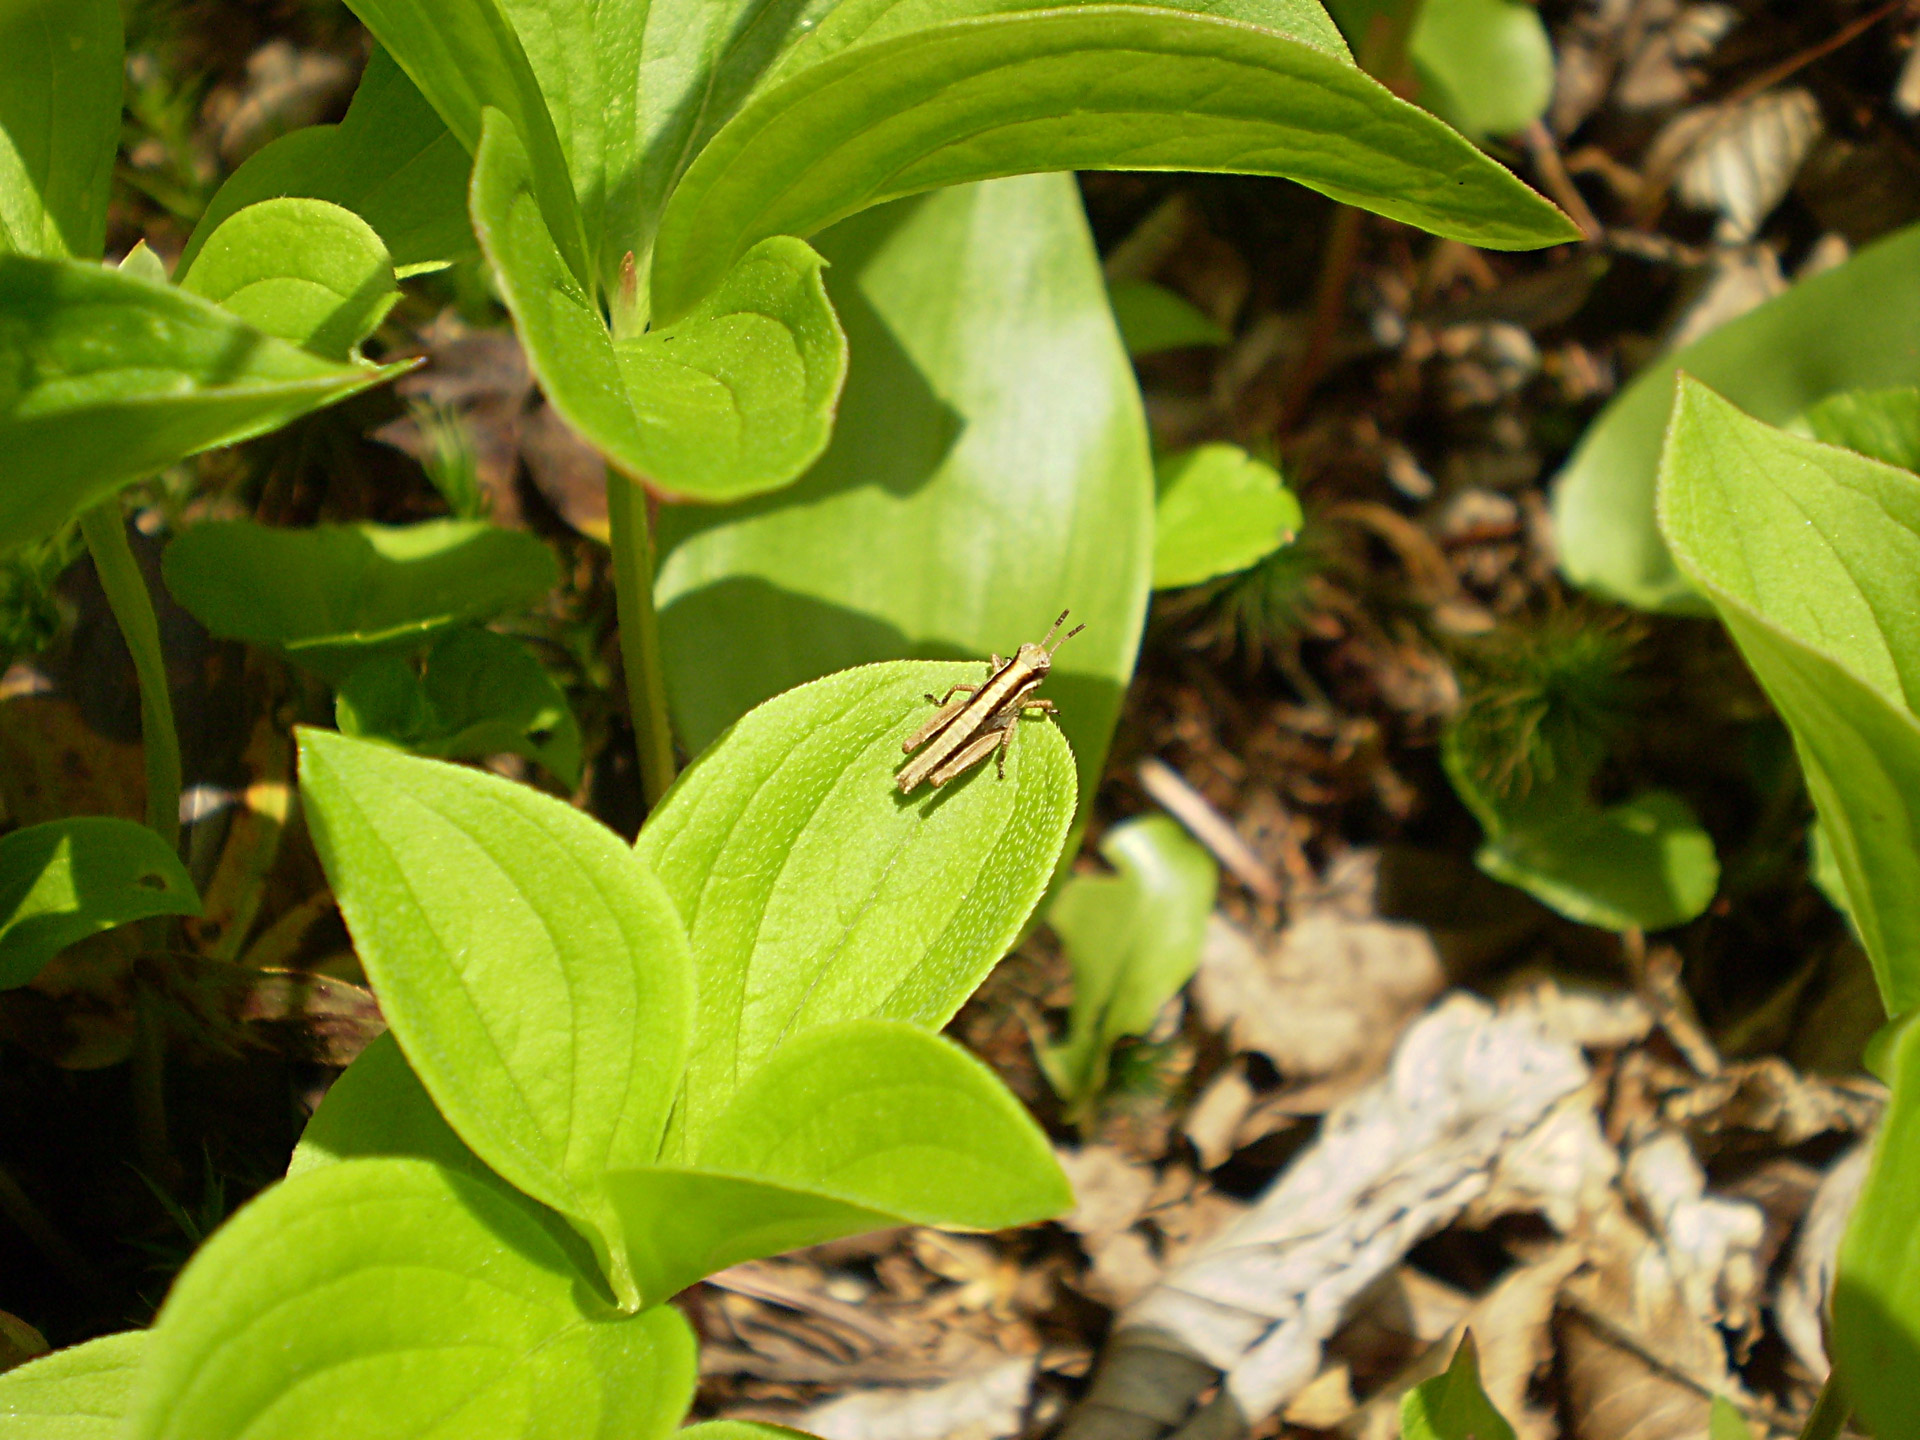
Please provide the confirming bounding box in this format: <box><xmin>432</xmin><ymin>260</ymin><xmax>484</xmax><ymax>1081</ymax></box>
<box><xmin>897</xmin><ymin>610</ymin><xmax>1084</xmax><ymax>794</ymax></box>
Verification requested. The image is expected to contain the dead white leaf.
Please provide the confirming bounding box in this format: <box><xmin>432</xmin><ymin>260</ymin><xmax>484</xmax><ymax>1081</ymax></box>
<box><xmin>1061</xmin><ymin>994</ymin><xmax>1589</xmax><ymax>1438</ymax></box>
<box><xmin>1623</xmin><ymin>1131</ymin><xmax>1765</xmax><ymax>1341</ymax></box>
<box><xmin>1778</xmin><ymin>1138</ymin><xmax>1872</xmax><ymax>1382</ymax></box>
<box><xmin>1673</xmin><ymin>89</ymin><xmax>1824</xmax><ymax>243</ymax></box>
<box><xmin>1058</xmin><ymin>1146</ymin><xmax>1156</xmax><ymax>1245</ymax></box>
<box><xmin>1184</xmin><ymin>1062</ymin><xmax>1257</xmax><ymax>1170</ymax></box>
<box><xmin>801</xmin><ymin>1355</ymin><xmax>1037</xmax><ymax>1440</ymax></box>
<box><xmin>1666</xmin><ymin>247</ymin><xmax>1787</xmax><ymax>352</ymax></box>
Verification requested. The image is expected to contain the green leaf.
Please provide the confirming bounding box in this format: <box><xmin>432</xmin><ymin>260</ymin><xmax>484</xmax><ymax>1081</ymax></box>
<box><xmin>1039</xmin><ymin>814</ymin><xmax>1218</xmax><ymax>1112</ymax></box>
<box><xmin>1835</xmin><ymin>1011</ymin><xmax>1920</xmax><ymax>1439</ymax></box>
<box><xmin>681</xmin><ymin>1425</ymin><xmax>812</xmax><ymax>1440</ymax></box>
<box><xmin>611</xmin><ymin>235</ymin><xmax>846</xmax><ymax>500</ymax></box>
<box><xmin>0</xmin><ymin>0</ymin><xmax>120</xmax><ymax>260</ymax></box>
<box><xmin>1469</xmin><ymin>788</ymin><xmax>1719</xmax><ymax>933</ymax></box>
<box><xmin>0</xmin><ymin>817</ymin><xmax>200</xmax><ymax>989</ymax></box>
<box><xmin>1658</xmin><ymin>378</ymin><xmax>1920</xmax><ymax>1013</ymax></box>
<box><xmin>655</xmin><ymin>175</ymin><xmax>1151</xmax><ymax>812</ymax></box>
<box><xmin>1555</xmin><ymin>220</ymin><xmax>1920</xmax><ymax>613</ymax></box>
<box><xmin>634</xmin><ymin>658</ymin><xmax>1077</xmax><ymax>1158</ymax></box>
<box><xmin>123</xmin><ymin>1159</ymin><xmax>698</xmax><ymax>1440</ymax></box>
<box><xmin>178</xmin><ymin>198</ymin><xmax>399</xmax><ymax>361</ymax></box>
<box><xmin>290</xmin><ymin>1030</ymin><xmax>489</xmax><ymax>1181</ymax></box>
<box><xmin>1708</xmin><ymin>1396</ymin><xmax>1757</xmax><ymax>1440</ymax></box>
<box><xmin>162</xmin><ymin>519</ymin><xmax>558</xmax><ymax>681</ymax></box>
<box><xmin>1799</xmin><ymin>387</ymin><xmax>1920</xmax><ymax>473</ymax></box>
<box><xmin>649</xmin><ymin>6</ymin><xmax>1577</xmax><ymax>323</ymax></box>
<box><xmin>297</xmin><ymin>729</ymin><xmax>694</xmax><ymax>1309</ymax></box>
<box><xmin>0</xmin><ymin>257</ymin><xmax>405</xmax><ymax>555</ymax></box>
<box><xmin>0</xmin><ymin>1330</ymin><xmax>145</xmax><ymax>1440</ymax></box>
<box><xmin>472</xmin><ymin>108</ymin><xmax>848</xmax><ymax>500</ymax></box>
<box><xmin>179</xmin><ymin>47</ymin><xmax>476</xmax><ymax>278</ymax></box>
<box><xmin>604</xmin><ymin>1018</ymin><xmax>1073</xmax><ymax>1304</ymax></box>
<box><xmin>343</xmin><ymin>0</ymin><xmax>591</xmax><ymax>282</ymax></box>
<box><xmin>1108</xmin><ymin>278</ymin><xmax>1229</xmax><ymax>356</ymax></box>
<box><xmin>1153</xmin><ymin>443</ymin><xmax>1303</xmax><ymax>588</ymax></box>
<box><xmin>335</xmin><ymin>627</ymin><xmax>584</xmax><ymax>787</ymax></box>
<box><xmin>1330</xmin><ymin>0</ymin><xmax>1551</xmax><ymax>140</ymax></box>
<box><xmin>1401</xmin><ymin>1332</ymin><xmax>1516</xmax><ymax>1440</ymax></box>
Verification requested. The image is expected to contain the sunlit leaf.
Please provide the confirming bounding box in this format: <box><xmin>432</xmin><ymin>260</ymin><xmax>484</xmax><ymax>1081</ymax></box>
<box><xmin>635</xmin><ymin>659</ymin><xmax>1077</xmax><ymax>1158</ymax></box>
<box><xmin>1109</xmin><ymin>278</ymin><xmax>1229</xmax><ymax>356</ymax></box>
<box><xmin>1401</xmin><ymin>1333</ymin><xmax>1517</xmax><ymax>1440</ymax></box>
<box><xmin>0</xmin><ymin>0</ymin><xmax>120</xmax><ymax>260</ymax></box>
<box><xmin>1799</xmin><ymin>387</ymin><xmax>1920</xmax><ymax>473</ymax></box>
<box><xmin>0</xmin><ymin>817</ymin><xmax>200</xmax><ymax>988</ymax></box>
<box><xmin>1153</xmin><ymin>443</ymin><xmax>1302</xmax><ymax>589</ymax></box>
<box><xmin>0</xmin><ymin>1330</ymin><xmax>145</xmax><ymax>1440</ymax></box>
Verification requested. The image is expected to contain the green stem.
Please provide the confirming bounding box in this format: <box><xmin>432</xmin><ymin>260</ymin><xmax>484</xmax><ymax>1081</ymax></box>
<box><xmin>607</xmin><ymin>476</ymin><xmax>677</xmax><ymax>807</ymax></box>
<box><xmin>1797</xmin><ymin>1373</ymin><xmax>1849</xmax><ymax>1440</ymax></box>
<box><xmin>79</xmin><ymin>501</ymin><xmax>181</xmax><ymax>852</ymax></box>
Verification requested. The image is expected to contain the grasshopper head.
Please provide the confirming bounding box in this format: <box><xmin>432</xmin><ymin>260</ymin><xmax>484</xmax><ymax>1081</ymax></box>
<box><xmin>1024</xmin><ymin>610</ymin><xmax>1085</xmax><ymax>672</ymax></box>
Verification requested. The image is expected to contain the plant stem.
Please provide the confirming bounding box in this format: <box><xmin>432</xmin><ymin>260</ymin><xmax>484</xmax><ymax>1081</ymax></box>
<box><xmin>1797</xmin><ymin>1373</ymin><xmax>1849</xmax><ymax>1440</ymax></box>
<box><xmin>79</xmin><ymin>501</ymin><xmax>181</xmax><ymax>852</ymax></box>
<box><xmin>607</xmin><ymin>475</ymin><xmax>677</xmax><ymax>806</ymax></box>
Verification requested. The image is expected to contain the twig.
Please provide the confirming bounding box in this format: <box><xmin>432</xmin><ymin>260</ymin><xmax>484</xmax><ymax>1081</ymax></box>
<box><xmin>1138</xmin><ymin>758</ymin><xmax>1284</xmax><ymax>904</ymax></box>
<box><xmin>607</xmin><ymin>476</ymin><xmax>678</xmax><ymax>808</ymax></box>
<box><xmin>1524</xmin><ymin>121</ymin><xmax>1603</xmax><ymax>242</ymax></box>
<box><xmin>1722</xmin><ymin>0</ymin><xmax>1911</xmax><ymax>111</ymax></box>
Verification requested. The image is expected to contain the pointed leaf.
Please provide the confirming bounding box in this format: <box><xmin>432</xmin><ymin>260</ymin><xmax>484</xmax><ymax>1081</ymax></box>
<box><xmin>1709</xmin><ymin>1396</ymin><xmax>1757</xmax><ymax>1440</ymax></box>
<box><xmin>179</xmin><ymin>47</ymin><xmax>476</xmax><ymax>278</ymax></box>
<box><xmin>1556</xmin><ymin>219</ymin><xmax>1920</xmax><ymax>613</ymax></box>
<box><xmin>655</xmin><ymin>176</ymin><xmax>1150</xmax><ymax>810</ymax></box>
<box><xmin>608</xmin><ymin>1019</ymin><xmax>1070</xmax><ymax>1304</ymax></box>
<box><xmin>0</xmin><ymin>1330</ymin><xmax>145</xmax><ymax>1440</ymax></box>
<box><xmin>1153</xmin><ymin>443</ymin><xmax>1302</xmax><ymax>588</ymax></box>
<box><xmin>1659</xmin><ymin>379</ymin><xmax>1920</xmax><ymax>1010</ymax></box>
<box><xmin>0</xmin><ymin>257</ymin><xmax>406</xmax><ymax>554</ymax></box>
<box><xmin>178</xmin><ymin>198</ymin><xmax>399</xmax><ymax>361</ymax></box>
<box><xmin>0</xmin><ymin>817</ymin><xmax>200</xmax><ymax>988</ymax></box>
<box><xmin>472</xmin><ymin>108</ymin><xmax>847</xmax><ymax>499</ymax></box>
<box><xmin>0</xmin><ymin>0</ymin><xmax>120</xmax><ymax>260</ymax></box>
<box><xmin>162</xmin><ymin>519</ymin><xmax>558</xmax><ymax>681</ymax></box>
<box><xmin>650</xmin><ymin>6</ymin><xmax>1576</xmax><ymax>322</ymax></box>
<box><xmin>298</xmin><ymin>730</ymin><xmax>695</xmax><ymax>1307</ymax></box>
<box><xmin>1401</xmin><ymin>1332</ymin><xmax>1517</xmax><ymax>1440</ymax></box>
<box><xmin>1040</xmin><ymin>814</ymin><xmax>1218</xmax><ymax>1108</ymax></box>
<box><xmin>634</xmin><ymin>659</ymin><xmax>1076</xmax><ymax>1156</ymax></box>
<box><xmin>335</xmin><ymin>627</ymin><xmax>584</xmax><ymax>787</ymax></box>
<box><xmin>343</xmin><ymin>0</ymin><xmax>590</xmax><ymax>281</ymax></box>
<box><xmin>291</xmin><ymin>1030</ymin><xmax>489</xmax><ymax>1181</ymax></box>
<box><xmin>123</xmin><ymin>1159</ymin><xmax>697</xmax><ymax>1440</ymax></box>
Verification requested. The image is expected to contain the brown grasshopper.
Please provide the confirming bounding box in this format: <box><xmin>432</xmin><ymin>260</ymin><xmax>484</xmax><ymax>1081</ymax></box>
<box><xmin>897</xmin><ymin>610</ymin><xmax>1084</xmax><ymax>794</ymax></box>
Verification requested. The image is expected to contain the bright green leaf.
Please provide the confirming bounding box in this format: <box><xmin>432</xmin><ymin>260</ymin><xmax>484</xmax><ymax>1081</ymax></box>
<box><xmin>1153</xmin><ymin>443</ymin><xmax>1303</xmax><ymax>589</ymax></box>
<box><xmin>1039</xmin><ymin>814</ymin><xmax>1218</xmax><ymax>1113</ymax></box>
<box><xmin>1556</xmin><ymin>220</ymin><xmax>1920</xmax><ymax>613</ymax></box>
<box><xmin>0</xmin><ymin>257</ymin><xmax>406</xmax><ymax>556</ymax></box>
<box><xmin>343</xmin><ymin>0</ymin><xmax>590</xmax><ymax>282</ymax></box>
<box><xmin>650</xmin><ymin>7</ymin><xmax>1577</xmax><ymax>322</ymax></box>
<box><xmin>0</xmin><ymin>0</ymin><xmax>120</xmax><ymax>260</ymax></box>
<box><xmin>611</xmin><ymin>235</ymin><xmax>846</xmax><ymax>500</ymax></box>
<box><xmin>178</xmin><ymin>47</ymin><xmax>476</xmax><ymax>278</ymax></box>
<box><xmin>298</xmin><ymin>729</ymin><xmax>694</xmax><ymax>1309</ymax></box>
<box><xmin>1835</xmin><ymin>1011</ymin><xmax>1920</xmax><ymax>1439</ymax></box>
<box><xmin>123</xmin><ymin>1158</ymin><xmax>697</xmax><ymax>1440</ymax></box>
<box><xmin>178</xmin><ymin>198</ymin><xmax>399</xmax><ymax>361</ymax></box>
<box><xmin>655</xmin><ymin>175</ymin><xmax>1151</xmax><ymax>811</ymax></box>
<box><xmin>605</xmin><ymin>1018</ymin><xmax>1073</xmax><ymax>1304</ymax></box>
<box><xmin>472</xmin><ymin>108</ymin><xmax>848</xmax><ymax>500</ymax></box>
<box><xmin>635</xmin><ymin>659</ymin><xmax>1077</xmax><ymax>1158</ymax></box>
<box><xmin>335</xmin><ymin>627</ymin><xmax>584</xmax><ymax>787</ymax></box>
<box><xmin>1799</xmin><ymin>387</ymin><xmax>1920</xmax><ymax>473</ymax></box>
<box><xmin>116</xmin><ymin>241</ymin><xmax>167</xmax><ymax>286</ymax></box>
<box><xmin>1658</xmin><ymin>378</ymin><xmax>1920</xmax><ymax>1013</ymax></box>
<box><xmin>162</xmin><ymin>519</ymin><xmax>558</xmax><ymax>681</ymax></box>
<box><xmin>681</xmin><ymin>1425</ymin><xmax>812</xmax><ymax>1440</ymax></box>
<box><xmin>1401</xmin><ymin>1332</ymin><xmax>1516</xmax><ymax>1440</ymax></box>
<box><xmin>0</xmin><ymin>817</ymin><xmax>200</xmax><ymax>988</ymax></box>
<box><xmin>290</xmin><ymin>1030</ymin><xmax>488</xmax><ymax>1182</ymax></box>
<box><xmin>0</xmin><ymin>1330</ymin><xmax>145</xmax><ymax>1440</ymax></box>
<box><xmin>1109</xmin><ymin>278</ymin><xmax>1229</xmax><ymax>356</ymax></box>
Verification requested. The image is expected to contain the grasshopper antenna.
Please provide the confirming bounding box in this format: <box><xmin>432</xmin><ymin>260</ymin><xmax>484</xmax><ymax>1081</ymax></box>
<box><xmin>1044</xmin><ymin>610</ymin><xmax>1085</xmax><ymax>654</ymax></box>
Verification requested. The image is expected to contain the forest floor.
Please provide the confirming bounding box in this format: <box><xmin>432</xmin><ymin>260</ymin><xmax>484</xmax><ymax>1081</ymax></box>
<box><xmin>2</xmin><ymin>2</ymin><xmax>1916</xmax><ymax>1437</ymax></box>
